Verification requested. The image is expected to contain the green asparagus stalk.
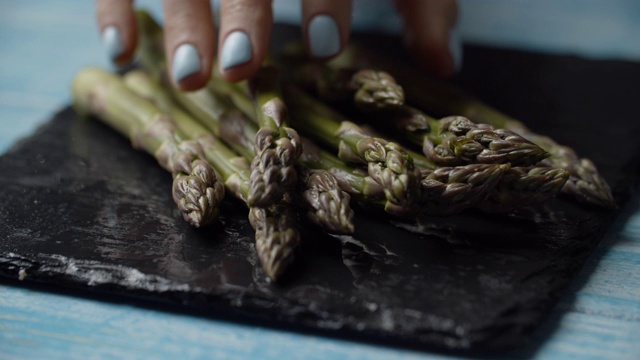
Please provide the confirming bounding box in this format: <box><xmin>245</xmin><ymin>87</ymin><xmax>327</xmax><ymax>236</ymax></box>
<box><xmin>331</xmin><ymin>43</ymin><xmax>616</xmax><ymax>209</ymax></box>
<box><xmin>387</xmin><ymin>106</ymin><xmax>548</xmax><ymax>167</ymax></box>
<box><xmin>421</xmin><ymin>164</ymin><xmax>510</xmax><ymax>215</ymax></box>
<box><xmin>477</xmin><ymin>166</ymin><xmax>570</xmax><ymax>213</ymax></box>
<box><xmin>355</xmin><ymin>111</ymin><xmax>564</xmax><ymax>214</ymax></box>
<box><xmin>122</xmin><ymin>70</ymin><xmax>300</xmax><ymax>279</ymax></box>
<box><xmin>135</xmin><ymin>10</ymin><xmax>298</xmax><ymax>208</ymax></box>
<box><xmin>525</xmin><ymin>135</ymin><xmax>616</xmax><ymax>209</ymax></box>
<box><xmin>290</xmin><ymin>63</ymin><xmax>405</xmax><ymax>111</ymax></box>
<box><xmin>356</xmin><ymin>125</ymin><xmax>515</xmax><ymax>215</ymax></box>
<box><xmin>176</xmin><ymin>86</ymin><xmax>355</xmax><ymax>233</ymax></box>
<box><xmin>287</xmin><ymin>61</ymin><xmax>548</xmax><ymax>167</ymax></box>
<box><xmin>71</xmin><ymin>67</ymin><xmax>224</xmax><ymax>227</ymax></box>
<box><xmin>299</xmin><ymin>167</ymin><xmax>355</xmax><ymax>234</ymax></box>
<box><xmin>208</xmin><ymin>78</ymin><xmax>422</xmax><ymax>211</ymax></box>
<box><xmin>125</xmin><ymin>69</ymin><xmax>356</xmax><ymax>235</ymax></box>
<box><xmin>282</xmin><ymin>85</ymin><xmax>422</xmax><ymax>210</ymax></box>
<box><xmin>248</xmin><ymin>198</ymin><xmax>299</xmax><ymax>280</ymax></box>
<box><xmin>299</xmin><ymin>137</ymin><xmax>385</xmax><ymax>202</ymax></box>
<box><xmin>244</xmin><ymin>66</ymin><xmax>303</xmax><ymax>208</ymax></box>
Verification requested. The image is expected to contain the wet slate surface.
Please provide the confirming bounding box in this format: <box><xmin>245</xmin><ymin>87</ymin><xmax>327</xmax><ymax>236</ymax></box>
<box><xmin>1</xmin><ymin>44</ymin><xmax>640</xmax><ymax>353</ymax></box>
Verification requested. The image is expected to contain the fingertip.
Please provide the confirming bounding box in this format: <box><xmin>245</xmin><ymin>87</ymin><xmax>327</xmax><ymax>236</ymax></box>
<box><xmin>170</xmin><ymin>43</ymin><xmax>211</xmax><ymax>91</ymax></box>
<box><xmin>163</xmin><ymin>0</ymin><xmax>215</xmax><ymax>90</ymax></box>
<box><xmin>217</xmin><ymin>30</ymin><xmax>264</xmax><ymax>82</ymax></box>
<box><xmin>302</xmin><ymin>0</ymin><xmax>352</xmax><ymax>60</ymax></box>
<box><xmin>306</xmin><ymin>14</ymin><xmax>342</xmax><ymax>59</ymax></box>
<box><xmin>96</xmin><ymin>0</ymin><xmax>137</xmax><ymax>66</ymax></box>
<box><xmin>217</xmin><ymin>0</ymin><xmax>273</xmax><ymax>82</ymax></box>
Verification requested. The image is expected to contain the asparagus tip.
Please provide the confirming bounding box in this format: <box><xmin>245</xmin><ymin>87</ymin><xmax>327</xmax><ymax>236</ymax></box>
<box><xmin>303</xmin><ymin>169</ymin><xmax>356</xmax><ymax>234</ymax></box>
<box><xmin>249</xmin><ymin>205</ymin><xmax>300</xmax><ymax>280</ymax></box>
<box><xmin>172</xmin><ymin>159</ymin><xmax>225</xmax><ymax>227</ymax></box>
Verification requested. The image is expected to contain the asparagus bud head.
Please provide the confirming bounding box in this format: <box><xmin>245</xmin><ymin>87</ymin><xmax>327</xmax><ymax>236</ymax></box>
<box><xmin>337</xmin><ymin>122</ymin><xmax>421</xmax><ymax>208</ymax></box>
<box><xmin>420</xmin><ymin>163</ymin><xmax>508</xmax><ymax>215</ymax></box>
<box><xmin>350</xmin><ymin>69</ymin><xmax>405</xmax><ymax>111</ymax></box>
<box><xmin>248</xmin><ymin>123</ymin><xmax>302</xmax><ymax>207</ymax></box>
<box><xmin>172</xmin><ymin>158</ymin><xmax>224</xmax><ymax>227</ymax></box>
<box><xmin>161</xmin><ymin>139</ymin><xmax>225</xmax><ymax>227</ymax></box>
<box><xmin>302</xmin><ymin>169</ymin><xmax>355</xmax><ymax>234</ymax></box>
<box><xmin>477</xmin><ymin>166</ymin><xmax>570</xmax><ymax>213</ymax></box>
<box><xmin>249</xmin><ymin>203</ymin><xmax>300</xmax><ymax>280</ymax></box>
<box><xmin>424</xmin><ymin>116</ymin><xmax>549</xmax><ymax>166</ymax></box>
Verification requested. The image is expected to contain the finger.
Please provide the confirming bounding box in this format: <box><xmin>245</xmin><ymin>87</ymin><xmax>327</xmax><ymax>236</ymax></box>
<box><xmin>301</xmin><ymin>0</ymin><xmax>352</xmax><ymax>60</ymax></box>
<box><xmin>396</xmin><ymin>0</ymin><xmax>459</xmax><ymax>77</ymax></box>
<box><xmin>163</xmin><ymin>0</ymin><xmax>215</xmax><ymax>90</ymax></box>
<box><xmin>217</xmin><ymin>0</ymin><xmax>273</xmax><ymax>82</ymax></box>
<box><xmin>96</xmin><ymin>0</ymin><xmax>136</xmax><ymax>65</ymax></box>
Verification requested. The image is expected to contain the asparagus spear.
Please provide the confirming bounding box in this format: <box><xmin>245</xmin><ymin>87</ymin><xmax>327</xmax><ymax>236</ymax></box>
<box><xmin>245</xmin><ymin>66</ymin><xmax>303</xmax><ymax>208</ymax></box>
<box><xmin>282</xmin><ymin>85</ymin><xmax>422</xmax><ymax>210</ymax></box>
<box><xmin>125</xmin><ymin>69</ymin><xmax>356</xmax><ymax>235</ymax></box>
<box><xmin>195</xmin><ymin>134</ymin><xmax>299</xmax><ymax>281</ymax></box>
<box><xmin>299</xmin><ymin>137</ymin><xmax>385</xmax><ymax>202</ymax></box>
<box><xmin>288</xmin><ymin>62</ymin><xmax>548</xmax><ymax>167</ymax></box>
<box><xmin>332</xmin><ymin>43</ymin><xmax>616</xmax><ymax>209</ymax></box>
<box><xmin>71</xmin><ymin>67</ymin><xmax>224</xmax><ymax>227</ymax></box>
<box><xmin>421</xmin><ymin>164</ymin><xmax>509</xmax><ymax>215</ymax></box>
<box><xmin>291</xmin><ymin>63</ymin><xmax>405</xmax><ymax>111</ymax></box>
<box><xmin>299</xmin><ymin>168</ymin><xmax>355</xmax><ymax>234</ymax></box>
<box><xmin>122</xmin><ymin>70</ymin><xmax>300</xmax><ymax>279</ymax></box>
<box><xmin>135</xmin><ymin>11</ymin><xmax>299</xmax><ymax>208</ymax></box>
<box><xmin>477</xmin><ymin>166</ymin><xmax>570</xmax><ymax>213</ymax></box>
<box><xmin>357</xmin><ymin>125</ymin><xmax>514</xmax><ymax>215</ymax></box>
<box><xmin>387</xmin><ymin>106</ymin><xmax>548</xmax><ymax>167</ymax></box>
<box><xmin>208</xmin><ymin>78</ymin><xmax>422</xmax><ymax>211</ymax></box>
<box><xmin>524</xmin><ymin>135</ymin><xmax>616</xmax><ymax>209</ymax></box>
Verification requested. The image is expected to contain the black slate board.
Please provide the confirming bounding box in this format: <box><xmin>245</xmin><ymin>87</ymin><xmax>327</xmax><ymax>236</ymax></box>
<box><xmin>1</xmin><ymin>40</ymin><xmax>640</xmax><ymax>353</ymax></box>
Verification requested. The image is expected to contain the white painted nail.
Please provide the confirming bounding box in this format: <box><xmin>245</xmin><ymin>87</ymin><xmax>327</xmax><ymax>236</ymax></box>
<box><xmin>448</xmin><ymin>27</ymin><xmax>463</xmax><ymax>73</ymax></box>
<box><xmin>172</xmin><ymin>43</ymin><xmax>201</xmax><ymax>83</ymax></box>
<box><xmin>220</xmin><ymin>31</ymin><xmax>252</xmax><ymax>71</ymax></box>
<box><xmin>308</xmin><ymin>14</ymin><xmax>341</xmax><ymax>58</ymax></box>
<box><xmin>102</xmin><ymin>25</ymin><xmax>124</xmax><ymax>62</ymax></box>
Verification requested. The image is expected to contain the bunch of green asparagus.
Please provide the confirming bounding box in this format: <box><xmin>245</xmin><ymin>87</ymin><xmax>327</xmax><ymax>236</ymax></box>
<box><xmin>70</xmin><ymin>11</ymin><xmax>615</xmax><ymax>281</ymax></box>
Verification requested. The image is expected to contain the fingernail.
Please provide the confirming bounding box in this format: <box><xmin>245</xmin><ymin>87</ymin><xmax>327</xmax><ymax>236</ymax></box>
<box><xmin>448</xmin><ymin>27</ymin><xmax>463</xmax><ymax>73</ymax></box>
<box><xmin>102</xmin><ymin>25</ymin><xmax>124</xmax><ymax>62</ymax></box>
<box><xmin>220</xmin><ymin>31</ymin><xmax>252</xmax><ymax>71</ymax></box>
<box><xmin>307</xmin><ymin>14</ymin><xmax>341</xmax><ymax>58</ymax></box>
<box><xmin>172</xmin><ymin>43</ymin><xmax>202</xmax><ymax>83</ymax></box>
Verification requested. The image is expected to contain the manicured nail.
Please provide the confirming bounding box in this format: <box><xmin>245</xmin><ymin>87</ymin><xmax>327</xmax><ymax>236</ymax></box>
<box><xmin>172</xmin><ymin>43</ymin><xmax>202</xmax><ymax>83</ymax></box>
<box><xmin>102</xmin><ymin>25</ymin><xmax>124</xmax><ymax>62</ymax></box>
<box><xmin>448</xmin><ymin>27</ymin><xmax>463</xmax><ymax>73</ymax></box>
<box><xmin>220</xmin><ymin>31</ymin><xmax>252</xmax><ymax>71</ymax></box>
<box><xmin>307</xmin><ymin>14</ymin><xmax>341</xmax><ymax>58</ymax></box>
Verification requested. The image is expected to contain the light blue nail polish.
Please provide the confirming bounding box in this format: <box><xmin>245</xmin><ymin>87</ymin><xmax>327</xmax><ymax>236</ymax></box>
<box><xmin>102</xmin><ymin>25</ymin><xmax>124</xmax><ymax>61</ymax></box>
<box><xmin>449</xmin><ymin>27</ymin><xmax>463</xmax><ymax>73</ymax></box>
<box><xmin>172</xmin><ymin>43</ymin><xmax>201</xmax><ymax>83</ymax></box>
<box><xmin>308</xmin><ymin>15</ymin><xmax>341</xmax><ymax>58</ymax></box>
<box><xmin>220</xmin><ymin>31</ymin><xmax>252</xmax><ymax>70</ymax></box>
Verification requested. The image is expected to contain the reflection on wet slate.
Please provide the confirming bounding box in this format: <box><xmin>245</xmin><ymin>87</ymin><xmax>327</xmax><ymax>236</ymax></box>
<box><xmin>1</xmin><ymin>44</ymin><xmax>639</xmax><ymax>352</ymax></box>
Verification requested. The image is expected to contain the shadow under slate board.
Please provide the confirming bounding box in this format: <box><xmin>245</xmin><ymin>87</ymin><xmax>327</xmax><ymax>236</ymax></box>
<box><xmin>1</xmin><ymin>43</ymin><xmax>640</xmax><ymax>353</ymax></box>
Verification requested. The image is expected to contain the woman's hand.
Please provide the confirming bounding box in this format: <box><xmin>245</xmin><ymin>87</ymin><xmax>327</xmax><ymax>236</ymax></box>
<box><xmin>96</xmin><ymin>0</ymin><xmax>458</xmax><ymax>91</ymax></box>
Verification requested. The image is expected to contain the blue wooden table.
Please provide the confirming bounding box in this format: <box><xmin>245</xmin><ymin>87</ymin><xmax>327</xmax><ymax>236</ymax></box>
<box><xmin>1</xmin><ymin>1</ymin><xmax>639</xmax><ymax>359</ymax></box>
